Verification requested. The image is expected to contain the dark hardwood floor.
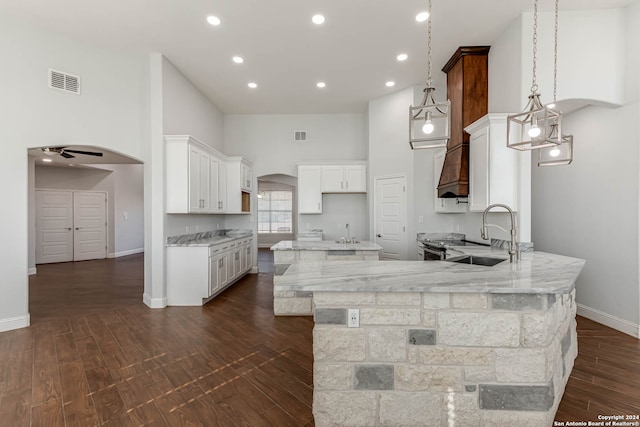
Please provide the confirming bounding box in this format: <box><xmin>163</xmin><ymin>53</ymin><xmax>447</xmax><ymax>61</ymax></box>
<box><xmin>0</xmin><ymin>250</ymin><xmax>636</xmax><ymax>425</ymax></box>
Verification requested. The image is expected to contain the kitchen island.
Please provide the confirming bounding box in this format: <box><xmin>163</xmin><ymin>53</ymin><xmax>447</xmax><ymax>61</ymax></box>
<box><xmin>270</xmin><ymin>240</ymin><xmax>381</xmax><ymax>315</ymax></box>
<box><xmin>275</xmin><ymin>246</ymin><xmax>585</xmax><ymax>427</ymax></box>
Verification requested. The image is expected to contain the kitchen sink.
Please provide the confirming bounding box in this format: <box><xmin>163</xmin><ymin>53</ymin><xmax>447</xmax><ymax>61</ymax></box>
<box><xmin>446</xmin><ymin>255</ymin><xmax>506</xmax><ymax>267</ymax></box>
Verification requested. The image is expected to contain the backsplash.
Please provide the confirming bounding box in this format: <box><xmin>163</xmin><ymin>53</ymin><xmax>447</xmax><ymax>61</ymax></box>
<box><xmin>416</xmin><ymin>232</ymin><xmax>466</xmax><ymax>242</ymax></box>
<box><xmin>491</xmin><ymin>238</ymin><xmax>534</xmax><ymax>253</ymax></box>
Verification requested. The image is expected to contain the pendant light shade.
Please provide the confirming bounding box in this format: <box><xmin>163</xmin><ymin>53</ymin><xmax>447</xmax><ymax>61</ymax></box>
<box><xmin>409</xmin><ymin>0</ymin><xmax>451</xmax><ymax>150</ymax></box>
<box><xmin>538</xmin><ymin>132</ymin><xmax>572</xmax><ymax>166</ymax></box>
<box><xmin>507</xmin><ymin>96</ymin><xmax>562</xmax><ymax>151</ymax></box>
<box><xmin>409</xmin><ymin>87</ymin><xmax>451</xmax><ymax>149</ymax></box>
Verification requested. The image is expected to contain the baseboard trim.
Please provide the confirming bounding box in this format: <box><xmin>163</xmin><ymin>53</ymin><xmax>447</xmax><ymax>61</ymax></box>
<box><xmin>577</xmin><ymin>303</ymin><xmax>640</xmax><ymax>338</ymax></box>
<box><xmin>0</xmin><ymin>314</ymin><xmax>30</xmax><ymax>333</ymax></box>
<box><xmin>28</xmin><ymin>267</ymin><xmax>37</xmax><ymax>275</ymax></box>
<box><xmin>250</xmin><ymin>266</ymin><xmax>259</xmax><ymax>274</ymax></box>
<box><xmin>108</xmin><ymin>248</ymin><xmax>144</xmax><ymax>259</ymax></box>
<box><xmin>143</xmin><ymin>293</ymin><xmax>167</xmax><ymax>309</ymax></box>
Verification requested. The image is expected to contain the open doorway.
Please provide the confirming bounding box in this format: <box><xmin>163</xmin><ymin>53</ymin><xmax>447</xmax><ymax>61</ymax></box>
<box><xmin>27</xmin><ymin>145</ymin><xmax>144</xmax><ymax>321</ymax></box>
<box><xmin>257</xmin><ymin>174</ymin><xmax>297</xmax><ymax>248</ymax></box>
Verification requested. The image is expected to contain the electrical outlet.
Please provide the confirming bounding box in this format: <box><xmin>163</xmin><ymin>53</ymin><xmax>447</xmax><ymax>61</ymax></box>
<box><xmin>347</xmin><ymin>309</ymin><xmax>359</xmax><ymax>328</ymax></box>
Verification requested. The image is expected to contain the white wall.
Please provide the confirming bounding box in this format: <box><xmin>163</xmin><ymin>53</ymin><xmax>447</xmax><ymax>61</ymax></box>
<box><xmin>224</xmin><ymin>113</ymin><xmax>368</xmax><ymax>242</ymax></box>
<box><xmin>162</xmin><ymin>58</ymin><xmax>226</xmax><ymax>238</ymax></box>
<box><xmin>531</xmin><ymin>1</ymin><xmax>640</xmax><ymax>334</ymax></box>
<box><xmin>0</xmin><ymin>15</ymin><xmax>149</xmax><ymax>331</ymax></box>
<box><xmin>303</xmin><ymin>194</ymin><xmax>368</xmax><ymax>242</ymax></box>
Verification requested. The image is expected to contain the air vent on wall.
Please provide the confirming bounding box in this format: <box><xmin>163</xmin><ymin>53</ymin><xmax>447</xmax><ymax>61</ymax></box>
<box><xmin>48</xmin><ymin>69</ymin><xmax>81</xmax><ymax>95</ymax></box>
<box><xmin>294</xmin><ymin>131</ymin><xmax>307</xmax><ymax>142</ymax></box>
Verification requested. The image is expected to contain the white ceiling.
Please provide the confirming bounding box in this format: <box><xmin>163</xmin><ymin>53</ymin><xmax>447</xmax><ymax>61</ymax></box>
<box><xmin>1</xmin><ymin>0</ymin><xmax>633</xmax><ymax>114</ymax></box>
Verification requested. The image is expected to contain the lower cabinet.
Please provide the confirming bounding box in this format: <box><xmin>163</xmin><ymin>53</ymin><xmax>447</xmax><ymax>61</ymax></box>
<box><xmin>167</xmin><ymin>236</ymin><xmax>253</xmax><ymax>306</ymax></box>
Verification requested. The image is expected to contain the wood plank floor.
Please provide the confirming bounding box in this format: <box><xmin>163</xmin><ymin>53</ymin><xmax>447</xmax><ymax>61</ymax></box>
<box><xmin>0</xmin><ymin>250</ymin><xmax>635</xmax><ymax>425</ymax></box>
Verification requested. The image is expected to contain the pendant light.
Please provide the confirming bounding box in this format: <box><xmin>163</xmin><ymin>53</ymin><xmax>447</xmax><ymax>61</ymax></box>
<box><xmin>538</xmin><ymin>0</ymin><xmax>573</xmax><ymax>166</ymax></box>
<box><xmin>409</xmin><ymin>0</ymin><xmax>451</xmax><ymax>150</ymax></box>
<box><xmin>507</xmin><ymin>0</ymin><xmax>562</xmax><ymax>151</ymax></box>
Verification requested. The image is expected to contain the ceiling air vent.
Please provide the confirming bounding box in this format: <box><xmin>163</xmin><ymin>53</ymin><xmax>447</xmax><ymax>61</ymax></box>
<box><xmin>48</xmin><ymin>69</ymin><xmax>81</xmax><ymax>95</ymax></box>
<box><xmin>294</xmin><ymin>131</ymin><xmax>307</xmax><ymax>142</ymax></box>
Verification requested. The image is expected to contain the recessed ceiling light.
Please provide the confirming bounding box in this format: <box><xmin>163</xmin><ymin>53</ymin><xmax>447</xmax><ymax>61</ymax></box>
<box><xmin>206</xmin><ymin>15</ymin><xmax>221</xmax><ymax>26</ymax></box>
<box><xmin>386</xmin><ymin>81</ymin><xmax>396</xmax><ymax>87</ymax></box>
<box><xmin>232</xmin><ymin>56</ymin><xmax>244</xmax><ymax>64</ymax></box>
<box><xmin>416</xmin><ymin>11</ymin><xmax>430</xmax><ymax>22</ymax></box>
<box><xmin>42</xmin><ymin>158</ymin><xmax>52</xmax><ymax>163</ymax></box>
<box><xmin>316</xmin><ymin>82</ymin><xmax>326</xmax><ymax>88</ymax></box>
<box><xmin>312</xmin><ymin>14</ymin><xmax>325</xmax><ymax>25</ymax></box>
<box><xmin>397</xmin><ymin>53</ymin><xmax>408</xmax><ymax>61</ymax></box>
<box><xmin>248</xmin><ymin>82</ymin><xmax>258</xmax><ymax>89</ymax></box>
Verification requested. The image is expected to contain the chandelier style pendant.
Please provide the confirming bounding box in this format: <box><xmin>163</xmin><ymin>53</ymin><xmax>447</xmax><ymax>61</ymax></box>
<box><xmin>409</xmin><ymin>0</ymin><xmax>451</xmax><ymax>150</ymax></box>
<box><xmin>507</xmin><ymin>0</ymin><xmax>562</xmax><ymax>151</ymax></box>
<box><xmin>538</xmin><ymin>0</ymin><xmax>573</xmax><ymax>166</ymax></box>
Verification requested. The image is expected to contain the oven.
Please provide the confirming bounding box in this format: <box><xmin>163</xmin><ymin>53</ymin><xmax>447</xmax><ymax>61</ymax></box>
<box><xmin>418</xmin><ymin>242</ymin><xmax>447</xmax><ymax>260</ymax></box>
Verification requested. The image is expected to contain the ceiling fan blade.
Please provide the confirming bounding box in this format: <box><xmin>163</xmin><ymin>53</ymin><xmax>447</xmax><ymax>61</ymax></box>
<box><xmin>60</xmin><ymin>152</ymin><xmax>75</xmax><ymax>159</ymax></box>
<box><xmin>62</xmin><ymin>149</ymin><xmax>103</xmax><ymax>157</ymax></box>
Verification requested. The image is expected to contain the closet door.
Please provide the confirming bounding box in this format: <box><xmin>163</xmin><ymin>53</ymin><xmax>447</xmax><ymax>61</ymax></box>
<box><xmin>73</xmin><ymin>191</ymin><xmax>107</xmax><ymax>261</ymax></box>
<box><xmin>35</xmin><ymin>190</ymin><xmax>73</xmax><ymax>264</ymax></box>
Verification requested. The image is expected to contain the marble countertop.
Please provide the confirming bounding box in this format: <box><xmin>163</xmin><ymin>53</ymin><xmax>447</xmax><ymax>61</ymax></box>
<box><xmin>166</xmin><ymin>232</ymin><xmax>253</xmax><ymax>247</ymax></box>
<box><xmin>270</xmin><ymin>240</ymin><xmax>382</xmax><ymax>251</ymax></box>
<box><xmin>276</xmin><ymin>245</ymin><xmax>585</xmax><ymax>294</ymax></box>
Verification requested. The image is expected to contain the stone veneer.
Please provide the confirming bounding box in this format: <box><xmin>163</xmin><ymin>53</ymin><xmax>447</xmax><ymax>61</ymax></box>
<box><xmin>272</xmin><ymin>249</ymin><xmax>380</xmax><ymax>315</ymax></box>
<box><xmin>312</xmin><ymin>290</ymin><xmax>577</xmax><ymax>427</ymax></box>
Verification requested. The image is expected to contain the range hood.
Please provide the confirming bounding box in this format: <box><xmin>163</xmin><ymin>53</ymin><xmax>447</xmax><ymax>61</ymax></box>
<box><xmin>437</xmin><ymin>46</ymin><xmax>490</xmax><ymax>198</ymax></box>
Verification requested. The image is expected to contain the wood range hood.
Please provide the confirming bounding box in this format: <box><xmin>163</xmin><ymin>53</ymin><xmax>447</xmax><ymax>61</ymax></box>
<box><xmin>437</xmin><ymin>46</ymin><xmax>490</xmax><ymax>198</ymax></box>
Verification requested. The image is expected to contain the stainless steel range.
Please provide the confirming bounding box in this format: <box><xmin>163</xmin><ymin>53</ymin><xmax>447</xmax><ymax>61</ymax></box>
<box><xmin>418</xmin><ymin>239</ymin><xmax>467</xmax><ymax>261</ymax></box>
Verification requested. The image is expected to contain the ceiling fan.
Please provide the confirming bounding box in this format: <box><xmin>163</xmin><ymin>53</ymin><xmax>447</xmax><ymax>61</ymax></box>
<box><xmin>41</xmin><ymin>146</ymin><xmax>103</xmax><ymax>159</ymax></box>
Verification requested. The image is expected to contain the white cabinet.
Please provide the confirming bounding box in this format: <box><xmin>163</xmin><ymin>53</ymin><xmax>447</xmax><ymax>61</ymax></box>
<box><xmin>217</xmin><ymin>160</ymin><xmax>227</xmax><ymax>213</ymax></box>
<box><xmin>465</xmin><ymin>114</ymin><xmax>519</xmax><ymax>212</ymax></box>
<box><xmin>298</xmin><ymin>165</ymin><xmax>323</xmax><ymax>214</ymax></box>
<box><xmin>241</xmin><ymin>162</ymin><xmax>252</xmax><ymax>192</ymax></box>
<box><xmin>167</xmin><ymin>236</ymin><xmax>253</xmax><ymax>306</ymax></box>
<box><xmin>321</xmin><ymin>165</ymin><xmax>366</xmax><ymax>193</ymax></box>
<box><xmin>226</xmin><ymin>158</ymin><xmax>252</xmax><ymax>213</ymax></box>
<box><xmin>433</xmin><ymin>149</ymin><xmax>467</xmax><ymax>213</ymax></box>
<box><xmin>166</xmin><ymin>135</ymin><xmax>225</xmax><ymax>214</ymax></box>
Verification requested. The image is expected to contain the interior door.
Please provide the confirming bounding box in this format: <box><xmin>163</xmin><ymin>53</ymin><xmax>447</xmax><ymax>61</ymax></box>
<box><xmin>73</xmin><ymin>191</ymin><xmax>107</xmax><ymax>261</ymax></box>
<box><xmin>36</xmin><ymin>190</ymin><xmax>73</xmax><ymax>264</ymax></box>
<box><xmin>374</xmin><ymin>176</ymin><xmax>407</xmax><ymax>260</ymax></box>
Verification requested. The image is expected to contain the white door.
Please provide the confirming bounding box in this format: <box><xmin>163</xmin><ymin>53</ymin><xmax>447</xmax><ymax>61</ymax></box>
<box><xmin>36</xmin><ymin>190</ymin><xmax>73</xmax><ymax>264</ymax></box>
<box><xmin>374</xmin><ymin>176</ymin><xmax>407</xmax><ymax>260</ymax></box>
<box><xmin>73</xmin><ymin>191</ymin><xmax>107</xmax><ymax>261</ymax></box>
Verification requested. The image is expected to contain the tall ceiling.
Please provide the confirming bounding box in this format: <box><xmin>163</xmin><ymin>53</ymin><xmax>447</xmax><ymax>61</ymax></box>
<box><xmin>0</xmin><ymin>0</ymin><xmax>633</xmax><ymax>114</ymax></box>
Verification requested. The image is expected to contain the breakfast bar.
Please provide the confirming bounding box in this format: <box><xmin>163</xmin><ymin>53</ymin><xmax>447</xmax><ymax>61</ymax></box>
<box><xmin>275</xmin><ymin>247</ymin><xmax>585</xmax><ymax>426</ymax></box>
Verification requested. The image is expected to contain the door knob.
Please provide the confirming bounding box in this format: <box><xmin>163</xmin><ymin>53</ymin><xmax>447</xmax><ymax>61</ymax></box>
<box><xmin>376</xmin><ymin>234</ymin><xmax>382</xmax><ymax>238</ymax></box>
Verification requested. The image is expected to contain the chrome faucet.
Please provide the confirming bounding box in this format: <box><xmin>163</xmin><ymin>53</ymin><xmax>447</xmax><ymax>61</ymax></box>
<box><xmin>345</xmin><ymin>223</ymin><xmax>351</xmax><ymax>243</ymax></box>
<box><xmin>481</xmin><ymin>204</ymin><xmax>519</xmax><ymax>263</ymax></box>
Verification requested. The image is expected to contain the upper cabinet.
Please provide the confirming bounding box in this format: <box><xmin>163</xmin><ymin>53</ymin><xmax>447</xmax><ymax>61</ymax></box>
<box><xmin>465</xmin><ymin>114</ymin><xmax>519</xmax><ymax>212</ymax></box>
<box><xmin>166</xmin><ymin>136</ymin><xmax>219</xmax><ymax>214</ymax></box>
<box><xmin>224</xmin><ymin>157</ymin><xmax>253</xmax><ymax>214</ymax></box>
<box><xmin>165</xmin><ymin>135</ymin><xmax>250</xmax><ymax>215</ymax></box>
<box><xmin>298</xmin><ymin>162</ymin><xmax>367</xmax><ymax>214</ymax></box>
<box><xmin>298</xmin><ymin>165</ymin><xmax>323</xmax><ymax>214</ymax></box>
<box><xmin>321</xmin><ymin>164</ymin><xmax>366</xmax><ymax>193</ymax></box>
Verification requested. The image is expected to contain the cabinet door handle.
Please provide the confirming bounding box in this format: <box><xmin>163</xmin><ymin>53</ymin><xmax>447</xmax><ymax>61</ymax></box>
<box><xmin>317</xmin><ymin>202</ymin><xmax>320</xmax><ymax>210</ymax></box>
<box><xmin>376</xmin><ymin>234</ymin><xmax>382</xmax><ymax>238</ymax></box>
<box><xmin>341</xmin><ymin>181</ymin><xmax>343</xmax><ymax>189</ymax></box>
<box><xmin>346</xmin><ymin>181</ymin><xmax>349</xmax><ymax>189</ymax></box>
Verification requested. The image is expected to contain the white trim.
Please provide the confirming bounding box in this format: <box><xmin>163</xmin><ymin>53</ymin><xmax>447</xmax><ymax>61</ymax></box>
<box><xmin>0</xmin><ymin>314</ymin><xmax>30</xmax><ymax>332</ymax></box>
<box><xmin>28</xmin><ymin>267</ymin><xmax>37</xmax><ymax>275</ymax></box>
<box><xmin>107</xmin><ymin>248</ymin><xmax>144</xmax><ymax>258</ymax></box>
<box><xmin>143</xmin><ymin>293</ymin><xmax>167</xmax><ymax>309</ymax></box>
<box><xmin>250</xmin><ymin>266</ymin><xmax>259</xmax><ymax>274</ymax></box>
<box><xmin>577</xmin><ymin>303</ymin><xmax>640</xmax><ymax>339</ymax></box>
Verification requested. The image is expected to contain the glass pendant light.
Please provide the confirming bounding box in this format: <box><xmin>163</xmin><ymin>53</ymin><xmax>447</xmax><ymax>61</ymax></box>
<box><xmin>409</xmin><ymin>0</ymin><xmax>451</xmax><ymax>150</ymax></box>
<box><xmin>538</xmin><ymin>0</ymin><xmax>574</xmax><ymax>166</ymax></box>
<box><xmin>507</xmin><ymin>0</ymin><xmax>562</xmax><ymax>151</ymax></box>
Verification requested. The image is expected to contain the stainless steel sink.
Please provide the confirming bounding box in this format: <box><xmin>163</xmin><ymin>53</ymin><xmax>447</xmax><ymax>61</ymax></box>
<box><xmin>446</xmin><ymin>255</ymin><xmax>506</xmax><ymax>267</ymax></box>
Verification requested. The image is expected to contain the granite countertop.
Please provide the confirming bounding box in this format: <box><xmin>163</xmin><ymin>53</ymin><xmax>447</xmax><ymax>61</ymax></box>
<box><xmin>270</xmin><ymin>240</ymin><xmax>382</xmax><ymax>251</ymax></box>
<box><xmin>166</xmin><ymin>231</ymin><xmax>253</xmax><ymax>247</ymax></box>
<box><xmin>276</xmin><ymin>245</ymin><xmax>585</xmax><ymax>294</ymax></box>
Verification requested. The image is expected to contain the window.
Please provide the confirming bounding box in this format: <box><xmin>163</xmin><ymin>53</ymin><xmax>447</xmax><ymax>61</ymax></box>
<box><xmin>257</xmin><ymin>190</ymin><xmax>293</xmax><ymax>233</ymax></box>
